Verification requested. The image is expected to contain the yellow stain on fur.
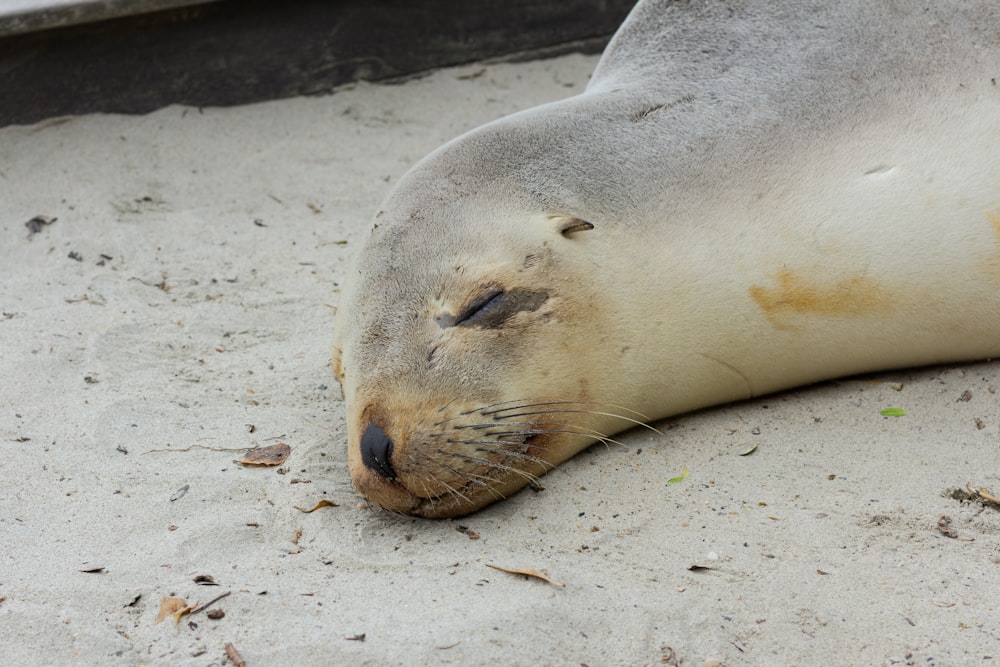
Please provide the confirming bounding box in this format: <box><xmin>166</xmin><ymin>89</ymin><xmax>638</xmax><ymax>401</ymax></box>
<box><xmin>988</xmin><ymin>207</ymin><xmax>1000</xmax><ymax>240</ymax></box>
<box><xmin>749</xmin><ymin>270</ymin><xmax>889</xmax><ymax>330</ymax></box>
<box><xmin>985</xmin><ymin>207</ymin><xmax>1000</xmax><ymax>281</ymax></box>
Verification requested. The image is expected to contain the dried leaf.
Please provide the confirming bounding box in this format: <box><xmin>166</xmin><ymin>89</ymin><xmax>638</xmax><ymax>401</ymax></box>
<box><xmin>485</xmin><ymin>563</ymin><xmax>565</xmax><ymax>588</ymax></box>
<box><xmin>293</xmin><ymin>499</ymin><xmax>339</xmax><ymax>513</ymax></box>
<box><xmin>156</xmin><ymin>597</ymin><xmax>188</xmax><ymax>623</ymax></box>
<box><xmin>738</xmin><ymin>444</ymin><xmax>759</xmax><ymax>456</ymax></box>
<box><xmin>239</xmin><ymin>442</ymin><xmax>291</xmax><ymax>466</ymax></box>
<box><xmin>171</xmin><ymin>604</ymin><xmax>196</xmax><ymax>625</ymax></box>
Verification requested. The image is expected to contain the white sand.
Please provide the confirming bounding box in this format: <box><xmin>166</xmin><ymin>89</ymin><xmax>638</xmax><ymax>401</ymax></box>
<box><xmin>2</xmin><ymin>53</ymin><xmax>998</xmax><ymax>666</ymax></box>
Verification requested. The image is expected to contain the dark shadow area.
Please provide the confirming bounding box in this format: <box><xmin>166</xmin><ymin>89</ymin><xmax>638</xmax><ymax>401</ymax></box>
<box><xmin>0</xmin><ymin>0</ymin><xmax>635</xmax><ymax>126</ymax></box>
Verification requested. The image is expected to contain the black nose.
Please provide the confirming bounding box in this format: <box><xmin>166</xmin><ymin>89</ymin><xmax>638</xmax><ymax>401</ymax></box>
<box><xmin>360</xmin><ymin>421</ymin><xmax>396</xmax><ymax>480</ymax></box>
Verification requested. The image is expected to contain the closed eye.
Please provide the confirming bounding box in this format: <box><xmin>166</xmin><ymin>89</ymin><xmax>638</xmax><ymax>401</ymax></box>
<box><xmin>436</xmin><ymin>287</ymin><xmax>549</xmax><ymax>330</ymax></box>
<box><xmin>455</xmin><ymin>289</ymin><xmax>506</xmax><ymax>327</ymax></box>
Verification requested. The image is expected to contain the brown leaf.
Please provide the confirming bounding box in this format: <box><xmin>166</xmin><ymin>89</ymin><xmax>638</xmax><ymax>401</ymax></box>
<box><xmin>293</xmin><ymin>499</ymin><xmax>339</xmax><ymax>513</ymax></box>
<box><xmin>170</xmin><ymin>604</ymin><xmax>196</xmax><ymax>625</ymax></box>
<box><xmin>485</xmin><ymin>563</ymin><xmax>565</xmax><ymax>588</ymax></box>
<box><xmin>156</xmin><ymin>597</ymin><xmax>188</xmax><ymax>623</ymax></box>
<box><xmin>239</xmin><ymin>442</ymin><xmax>291</xmax><ymax>466</ymax></box>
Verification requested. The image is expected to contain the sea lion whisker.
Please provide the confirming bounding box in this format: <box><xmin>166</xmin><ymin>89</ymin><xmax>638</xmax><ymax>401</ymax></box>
<box><xmin>470</xmin><ymin>447</ymin><xmax>557</xmax><ymax>471</ymax></box>
<box><xmin>492</xmin><ymin>409</ymin><xmax>664</xmax><ymax>435</ymax></box>
<box><xmin>450</xmin><ymin>422</ymin><xmax>513</xmax><ymax>431</ymax></box>
<box><xmin>406</xmin><ymin>453</ymin><xmax>482</xmax><ymax>504</ymax></box>
<box><xmin>436</xmin><ymin>465</ymin><xmax>511</xmax><ymax>501</ymax></box>
<box><xmin>445</xmin><ymin>451</ymin><xmax>542</xmax><ymax>484</ymax></box>
<box><xmin>481</xmin><ymin>400</ymin><xmax>653</xmax><ymax>422</ymax></box>
<box><xmin>468</xmin><ymin>448</ymin><xmax>566</xmax><ymax>474</ymax></box>
<box><xmin>480</xmin><ymin>421</ymin><xmax>626</xmax><ymax>446</ymax></box>
<box><xmin>456</xmin><ymin>448</ymin><xmax>556</xmax><ymax>482</ymax></box>
<box><xmin>461</xmin><ymin>398</ymin><xmax>539</xmax><ymax>415</ymax></box>
<box><xmin>477</xmin><ymin>399</ymin><xmax>580</xmax><ymax>416</ymax></box>
<box><xmin>436</xmin><ymin>397</ymin><xmax>461</xmax><ymax>414</ymax></box>
<box><xmin>446</xmin><ymin>438</ymin><xmax>528</xmax><ymax>447</ymax></box>
<box><xmin>439</xmin><ymin>400</ymin><xmax>652</xmax><ymax>429</ymax></box>
<box><xmin>485</xmin><ymin>428</ymin><xmax>629</xmax><ymax>450</ymax></box>
<box><xmin>429</xmin><ymin>472</ymin><xmax>479</xmax><ymax>505</ymax></box>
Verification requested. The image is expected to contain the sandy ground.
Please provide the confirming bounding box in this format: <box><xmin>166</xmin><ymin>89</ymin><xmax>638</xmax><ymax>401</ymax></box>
<box><xmin>2</xmin><ymin>53</ymin><xmax>999</xmax><ymax>667</ymax></box>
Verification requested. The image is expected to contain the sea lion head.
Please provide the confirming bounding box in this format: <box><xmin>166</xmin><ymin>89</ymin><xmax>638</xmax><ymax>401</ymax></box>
<box><xmin>331</xmin><ymin>171</ymin><xmax>643</xmax><ymax>517</ymax></box>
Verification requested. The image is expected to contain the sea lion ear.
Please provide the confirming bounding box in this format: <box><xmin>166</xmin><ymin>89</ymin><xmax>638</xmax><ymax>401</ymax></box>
<box><xmin>551</xmin><ymin>216</ymin><xmax>595</xmax><ymax>238</ymax></box>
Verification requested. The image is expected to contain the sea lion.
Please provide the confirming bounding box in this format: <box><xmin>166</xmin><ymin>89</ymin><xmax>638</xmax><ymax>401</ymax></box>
<box><xmin>331</xmin><ymin>0</ymin><xmax>1000</xmax><ymax>518</ymax></box>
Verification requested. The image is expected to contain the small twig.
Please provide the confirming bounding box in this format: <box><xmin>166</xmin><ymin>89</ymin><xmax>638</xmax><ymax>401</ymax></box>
<box><xmin>225</xmin><ymin>642</ymin><xmax>246</xmax><ymax>667</ymax></box>
<box><xmin>191</xmin><ymin>590</ymin><xmax>231</xmax><ymax>615</ymax></box>
<box><xmin>143</xmin><ymin>445</ymin><xmax>248</xmax><ymax>455</ymax></box>
<box><xmin>967</xmin><ymin>482</ymin><xmax>1000</xmax><ymax>507</ymax></box>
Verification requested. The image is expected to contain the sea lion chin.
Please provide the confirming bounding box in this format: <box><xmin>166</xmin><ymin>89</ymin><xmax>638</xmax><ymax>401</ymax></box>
<box><xmin>331</xmin><ymin>0</ymin><xmax>1000</xmax><ymax>518</ymax></box>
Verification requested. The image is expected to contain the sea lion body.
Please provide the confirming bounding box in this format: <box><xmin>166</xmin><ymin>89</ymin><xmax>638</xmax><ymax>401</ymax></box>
<box><xmin>331</xmin><ymin>0</ymin><xmax>1000</xmax><ymax>517</ymax></box>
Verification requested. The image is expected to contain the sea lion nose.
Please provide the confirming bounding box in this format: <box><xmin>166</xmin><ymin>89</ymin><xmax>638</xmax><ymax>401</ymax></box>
<box><xmin>360</xmin><ymin>421</ymin><xmax>396</xmax><ymax>480</ymax></box>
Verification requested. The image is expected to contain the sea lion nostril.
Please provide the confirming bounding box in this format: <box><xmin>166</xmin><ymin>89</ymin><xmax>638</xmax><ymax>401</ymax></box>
<box><xmin>360</xmin><ymin>421</ymin><xmax>396</xmax><ymax>480</ymax></box>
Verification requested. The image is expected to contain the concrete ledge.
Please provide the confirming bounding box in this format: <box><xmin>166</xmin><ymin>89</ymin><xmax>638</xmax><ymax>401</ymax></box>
<box><xmin>0</xmin><ymin>0</ymin><xmax>635</xmax><ymax>127</ymax></box>
<box><xmin>0</xmin><ymin>0</ymin><xmax>217</xmax><ymax>37</ymax></box>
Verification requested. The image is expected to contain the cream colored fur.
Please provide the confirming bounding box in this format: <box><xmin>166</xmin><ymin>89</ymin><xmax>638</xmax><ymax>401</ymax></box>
<box><xmin>332</xmin><ymin>0</ymin><xmax>1000</xmax><ymax>517</ymax></box>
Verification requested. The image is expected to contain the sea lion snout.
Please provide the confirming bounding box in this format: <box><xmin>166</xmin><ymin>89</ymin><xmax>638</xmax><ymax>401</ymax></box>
<box><xmin>360</xmin><ymin>420</ymin><xmax>396</xmax><ymax>481</ymax></box>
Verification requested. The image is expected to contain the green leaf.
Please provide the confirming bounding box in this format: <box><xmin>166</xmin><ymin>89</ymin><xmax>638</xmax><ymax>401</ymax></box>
<box><xmin>880</xmin><ymin>407</ymin><xmax>906</xmax><ymax>417</ymax></box>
